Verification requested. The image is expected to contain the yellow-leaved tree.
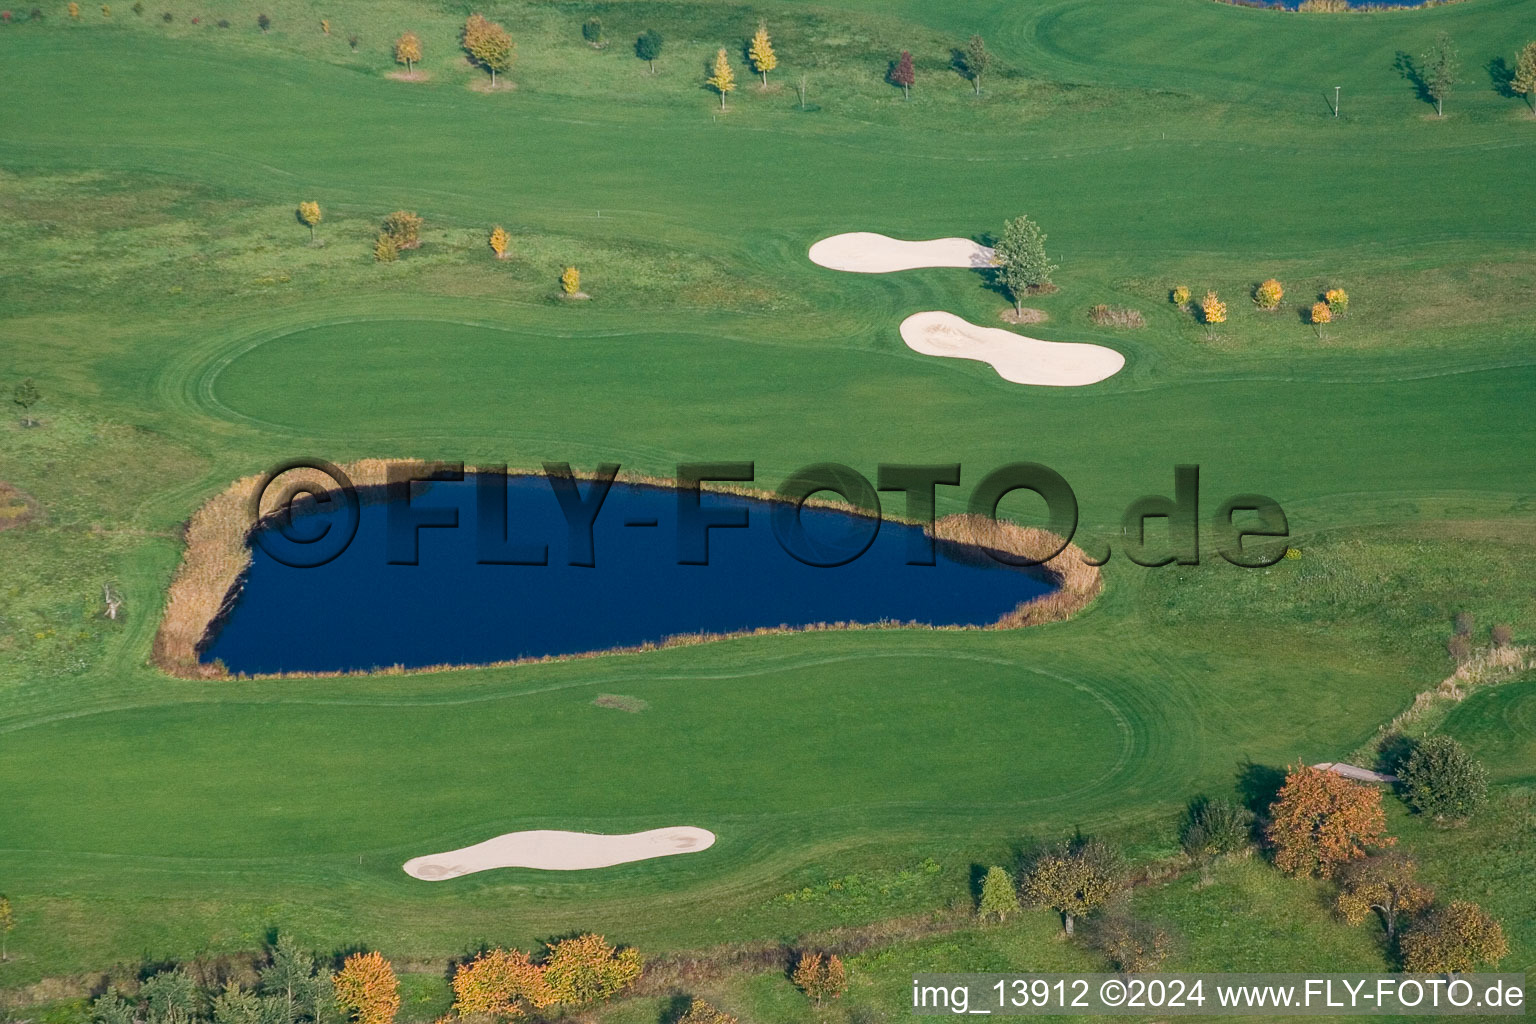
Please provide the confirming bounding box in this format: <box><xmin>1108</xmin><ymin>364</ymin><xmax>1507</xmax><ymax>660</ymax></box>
<box><xmin>1254</xmin><ymin>278</ymin><xmax>1283</xmax><ymax>310</ymax></box>
<box><xmin>1311</xmin><ymin>301</ymin><xmax>1332</xmax><ymax>339</ymax></box>
<box><xmin>462</xmin><ymin>14</ymin><xmax>514</xmax><ymax>87</ymax></box>
<box><xmin>541</xmin><ymin>934</ymin><xmax>642</xmax><ymax>1008</ymax></box>
<box><xmin>1171</xmin><ymin>285</ymin><xmax>1190</xmax><ymax>306</ymax></box>
<box><xmin>561</xmin><ymin>266</ymin><xmax>581</xmax><ymax>295</ymax></box>
<box><xmin>1325</xmin><ymin>287</ymin><xmax>1349</xmax><ymax>317</ymax></box>
<box><xmin>450</xmin><ymin>948</ymin><xmax>552</xmax><ymax>1018</ymax></box>
<box><xmin>394</xmin><ymin>31</ymin><xmax>421</xmax><ymax>73</ymax></box>
<box><xmin>333</xmin><ymin>951</ymin><xmax>400</xmax><ymax>1024</ymax></box>
<box><xmin>320</xmin><ymin>18</ymin><xmax>329</xmax><ymax>34</ymax></box>
<box><xmin>1200</xmin><ymin>291</ymin><xmax>1226</xmax><ymax>338</ymax></box>
<box><xmin>297</xmin><ymin>201</ymin><xmax>322</xmax><ymax>243</ymax></box>
<box><xmin>68</xmin><ymin>2</ymin><xmax>79</xmax><ymax>17</ymax></box>
<box><xmin>707</xmin><ymin>48</ymin><xmax>736</xmax><ymax>109</ymax></box>
<box><xmin>749</xmin><ymin>22</ymin><xmax>777</xmax><ymax>86</ymax></box>
<box><xmin>374</xmin><ymin>233</ymin><xmax>399</xmax><ymax>263</ymax></box>
<box><xmin>489</xmin><ymin>225</ymin><xmax>510</xmax><ymax>259</ymax></box>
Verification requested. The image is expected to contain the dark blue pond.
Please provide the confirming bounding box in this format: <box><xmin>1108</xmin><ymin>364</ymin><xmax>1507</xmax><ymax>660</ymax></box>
<box><xmin>204</xmin><ymin>475</ymin><xmax>1057</xmax><ymax>674</ymax></box>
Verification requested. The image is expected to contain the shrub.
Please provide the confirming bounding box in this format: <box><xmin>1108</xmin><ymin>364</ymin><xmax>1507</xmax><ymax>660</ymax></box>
<box><xmin>380</xmin><ymin>210</ymin><xmax>423</xmax><ymax>249</ymax></box>
<box><xmin>29</xmin><ymin>6</ymin><xmax>41</xmax><ymax>18</ymax></box>
<box><xmin>450</xmin><ymin>948</ymin><xmax>551</xmax><ymax>1017</ymax></box>
<box><xmin>1088</xmin><ymin>304</ymin><xmax>1145</xmax><ymax>328</ymax></box>
<box><xmin>1298</xmin><ymin>0</ymin><xmax>1349</xmax><ymax>11</ymax></box>
<box><xmin>1089</xmin><ymin>914</ymin><xmax>1175</xmax><ymax>974</ymax></box>
<box><xmin>373</xmin><ymin>233</ymin><xmax>399</xmax><ymax>263</ymax></box>
<box><xmin>161</xmin><ymin>10</ymin><xmax>171</xmax><ymax>21</ymax></box>
<box><xmin>581</xmin><ymin>16</ymin><xmax>602</xmax><ymax>45</ymax></box>
<box><xmin>1400</xmin><ymin>735</ymin><xmax>1487</xmax><ymax>822</ymax></box>
<box><xmin>791</xmin><ymin>952</ymin><xmax>847</xmax><ymax>1007</ymax></box>
<box><xmin>1182</xmin><ymin>797</ymin><xmax>1254</xmax><ymax>860</ymax></box>
<box><xmin>131</xmin><ymin>0</ymin><xmax>141</xmax><ymax>12</ymax></box>
<box><xmin>217</xmin><ymin>19</ymin><xmax>228</xmax><ymax>27</ymax></box>
<box><xmin>677</xmin><ymin>1000</ymin><xmax>738</xmax><ymax>1024</ymax></box>
<box><xmin>1325</xmin><ymin>287</ymin><xmax>1349</xmax><ymax>316</ymax></box>
<box><xmin>67</xmin><ymin>1</ymin><xmax>77</xmax><ymax>15</ymax></box>
<box><xmin>489</xmin><ymin>225</ymin><xmax>510</xmax><ymax>259</ymax></box>
<box><xmin>561</xmin><ymin>266</ymin><xmax>581</xmax><ymax>294</ymax></box>
<box><xmin>256</xmin><ymin>12</ymin><xmax>269</xmax><ymax>31</ymax></box>
<box><xmin>1254</xmin><ymin>278</ymin><xmax>1283</xmax><ymax>310</ymax></box>
<box><xmin>977</xmin><ymin>865</ymin><xmax>1019</xmax><ymax>922</ymax></box>
<box><xmin>1453</xmin><ymin>610</ymin><xmax>1474</xmax><ymax>636</ymax></box>
<box><xmin>333</xmin><ymin>951</ymin><xmax>399</xmax><ymax>1024</ymax></box>
<box><xmin>541</xmin><ymin>934</ymin><xmax>641</xmax><ymax>1008</ymax></box>
<box><xmin>1200</xmin><ymin>291</ymin><xmax>1226</xmax><ymax>336</ymax></box>
<box><xmin>1446</xmin><ymin>634</ymin><xmax>1472</xmax><ymax>662</ymax></box>
<box><xmin>1491</xmin><ymin>623</ymin><xmax>1514</xmax><ymax>647</ymax></box>
<box><xmin>1400</xmin><ymin>902</ymin><xmax>1507</xmax><ymax>972</ymax></box>
<box><xmin>1171</xmin><ymin>285</ymin><xmax>1190</xmax><ymax>305</ymax></box>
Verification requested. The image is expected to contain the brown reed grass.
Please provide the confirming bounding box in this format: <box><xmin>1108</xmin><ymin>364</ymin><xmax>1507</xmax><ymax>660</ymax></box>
<box><xmin>153</xmin><ymin>462</ymin><xmax>1104</xmax><ymax>681</ymax></box>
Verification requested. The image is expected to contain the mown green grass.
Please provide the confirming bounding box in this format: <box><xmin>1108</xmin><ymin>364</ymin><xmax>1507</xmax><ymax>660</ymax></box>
<box><xmin>0</xmin><ymin>0</ymin><xmax>1534</xmax><ymax>1001</ymax></box>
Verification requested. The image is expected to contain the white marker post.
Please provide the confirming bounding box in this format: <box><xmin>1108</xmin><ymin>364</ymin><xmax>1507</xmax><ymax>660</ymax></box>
<box><xmin>1334</xmin><ymin>85</ymin><xmax>1341</xmax><ymax>118</ymax></box>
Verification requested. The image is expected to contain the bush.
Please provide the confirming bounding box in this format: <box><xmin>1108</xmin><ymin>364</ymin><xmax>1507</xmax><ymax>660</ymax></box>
<box><xmin>217</xmin><ymin>18</ymin><xmax>228</xmax><ymax>28</ymax></box>
<box><xmin>161</xmin><ymin>9</ymin><xmax>170</xmax><ymax>20</ymax></box>
<box><xmin>130</xmin><ymin>0</ymin><xmax>140</xmax><ymax>12</ymax></box>
<box><xmin>1453</xmin><ymin>610</ymin><xmax>1474</xmax><ymax>636</ymax></box>
<box><xmin>1491</xmin><ymin>623</ymin><xmax>1514</xmax><ymax>647</ymax></box>
<box><xmin>256</xmin><ymin>12</ymin><xmax>269</xmax><ymax>31</ymax></box>
<box><xmin>1325</xmin><ymin>287</ymin><xmax>1349</xmax><ymax>316</ymax></box>
<box><xmin>678</xmin><ymin>1000</ymin><xmax>738</xmax><ymax>1024</ymax></box>
<box><xmin>373</xmin><ymin>233</ymin><xmax>399</xmax><ymax>263</ymax></box>
<box><xmin>1088</xmin><ymin>304</ymin><xmax>1145</xmax><ymax>328</ymax></box>
<box><xmin>1200</xmin><ymin>291</ymin><xmax>1226</xmax><ymax>333</ymax></box>
<box><xmin>1254</xmin><ymin>278</ymin><xmax>1283</xmax><ymax>310</ymax></box>
<box><xmin>1400</xmin><ymin>902</ymin><xmax>1507</xmax><ymax>972</ymax></box>
<box><xmin>1400</xmin><ymin>735</ymin><xmax>1487</xmax><ymax>822</ymax></box>
<box><xmin>381</xmin><ymin>210</ymin><xmax>423</xmax><ymax>249</ymax></box>
<box><xmin>1089</xmin><ymin>914</ymin><xmax>1175</xmax><ymax>973</ymax></box>
<box><xmin>1182</xmin><ymin>797</ymin><xmax>1255</xmax><ymax>859</ymax></box>
<box><xmin>1446</xmin><ymin>634</ymin><xmax>1471</xmax><ymax>662</ymax></box>
<box><xmin>1171</xmin><ymin>286</ymin><xmax>1191</xmax><ymax>306</ymax></box>
<box><xmin>581</xmin><ymin>16</ymin><xmax>602</xmax><ymax>45</ymax></box>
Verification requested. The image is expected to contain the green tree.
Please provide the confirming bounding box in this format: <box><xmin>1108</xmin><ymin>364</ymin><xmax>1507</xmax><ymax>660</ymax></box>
<box><xmin>992</xmin><ymin>215</ymin><xmax>1058</xmax><ymax>313</ymax></box>
<box><xmin>1511</xmin><ymin>41</ymin><xmax>1536</xmax><ymax>114</ymax></box>
<box><xmin>13</xmin><ymin>378</ymin><xmax>41</xmax><ymax>425</ymax></box>
<box><xmin>91</xmin><ymin>993</ymin><xmax>136</xmax><ymax>1024</ymax></box>
<box><xmin>635</xmin><ymin>29</ymin><xmax>662</xmax><ymax>73</ymax></box>
<box><xmin>261</xmin><ymin>934</ymin><xmax>319</xmax><ymax>1024</ymax></box>
<box><xmin>1401</xmin><ymin>735</ymin><xmax>1488</xmax><ymax>822</ymax></box>
<box><xmin>977</xmin><ymin>865</ymin><xmax>1020</xmax><ymax>922</ymax></box>
<box><xmin>1421</xmin><ymin>32</ymin><xmax>1459</xmax><ymax>117</ymax></box>
<box><xmin>1023</xmin><ymin>837</ymin><xmax>1123</xmax><ymax>936</ymax></box>
<box><xmin>962</xmin><ymin>34</ymin><xmax>991</xmax><ymax>95</ymax></box>
<box><xmin>212</xmin><ymin>984</ymin><xmax>267</xmax><ymax>1024</ymax></box>
<box><xmin>0</xmin><ymin>895</ymin><xmax>12</xmax><ymax>961</ymax></box>
<box><xmin>142</xmin><ymin>970</ymin><xmax>200</xmax><ymax>1024</ymax></box>
<box><xmin>581</xmin><ymin>16</ymin><xmax>602</xmax><ymax>47</ymax></box>
<box><xmin>1400</xmin><ymin>901</ymin><xmax>1508</xmax><ymax>972</ymax></box>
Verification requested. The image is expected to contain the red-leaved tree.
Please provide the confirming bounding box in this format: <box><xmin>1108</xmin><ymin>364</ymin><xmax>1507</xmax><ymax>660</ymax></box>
<box><xmin>1266</xmin><ymin>764</ymin><xmax>1391</xmax><ymax>878</ymax></box>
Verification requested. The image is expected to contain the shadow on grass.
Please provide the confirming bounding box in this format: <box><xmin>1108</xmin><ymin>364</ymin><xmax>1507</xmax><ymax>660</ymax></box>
<box><xmin>1236</xmin><ymin>759</ymin><xmax>1286</xmax><ymax>814</ymax></box>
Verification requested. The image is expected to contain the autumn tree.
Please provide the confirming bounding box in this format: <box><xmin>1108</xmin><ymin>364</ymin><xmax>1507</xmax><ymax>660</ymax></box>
<box><xmin>962</xmin><ymin>34</ymin><xmax>991</xmax><ymax>95</ymax></box>
<box><xmin>1421</xmin><ymin>32</ymin><xmax>1459</xmax><ymax>117</ymax></box>
<box><xmin>1200</xmin><ymin>291</ymin><xmax>1227</xmax><ymax>338</ymax></box>
<box><xmin>677</xmin><ymin>999</ymin><xmax>738</xmax><ymax>1024</ymax></box>
<box><xmin>992</xmin><ymin>214</ymin><xmax>1057</xmax><ymax>313</ymax></box>
<box><xmin>581</xmin><ymin>17</ymin><xmax>602</xmax><ymax>47</ymax></box>
<box><xmin>791</xmin><ymin>952</ymin><xmax>846</xmax><ymax>1007</ymax></box>
<box><xmin>1325</xmin><ymin>287</ymin><xmax>1349</xmax><ymax>316</ymax></box>
<box><xmin>374</xmin><ymin>234</ymin><xmax>399</xmax><ymax>262</ymax></box>
<box><xmin>707</xmin><ymin>48</ymin><xmax>735</xmax><ymax>109</ymax></box>
<box><xmin>541</xmin><ymin>934</ymin><xmax>642</xmax><ymax>1008</ymax></box>
<box><xmin>1266</xmin><ymin>764</ymin><xmax>1391</xmax><ymax>878</ymax></box>
<box><xmin>1171</xmin><ymin>285</ymin><xmax>1191</xmax><ymax>306</ymax></box>
<box><xmin>1513</xmin><ymin>41</ymin><xmax>1536</xmax><ymax>114</ymax></box>
<box><xmin>978</xmin><ymin>865</ymin><xmax>1020</xmax><ymax>922</ymax></box>
<box><xmin>68</xmin><ymin>2</ymin><xmax>78</xmax><ymax>16</ymax></box>
<box><xmin>13</xmin><ymin>378</ymin><xmax>41</xmax><ymax>426</ymax></box>
<box><xmin>561</xmin><ymin>266</ymin><xmax>580</xmax><ymax>295</ymax></box>
<box><xmin>1311</xmin><ymin>301</ymin><xmax>1331</xmax><ymax>339</ymax></box>
<box><xmin>1335</xmin><ymin>853</ymin><xmax>1434</xmax><ymax>940</ymax></box>
<box><xmin>333</xmin><ymin>951</ymin><xmax>400</xmax><ymax>1024</ymax></box>
<box><xmin>1023</xmin><ymin>837</ymin><xmax>1123</xmax><ymax>936</ymax></box>
<box><xmin>1254</xmin><ymin>278</ymin><xmax>1283</xmax><ymax>310</ymax></box>
<box><xmin>1400</xmin><ymin>735</ymin><xmax>1488</xmax><ymax>823</ymax></box>
<box><xmin>489</xmin><ymin>225</ymin><xmax>510</xmax><ymax>259</ymax></box>
<box><xmin>394</xmin><ymin>31</ymin><xmax>421</xmax><ymax>73</ymax></box>
<box><xmin>463</xmin><ymin>14</ymin><xmax>514</xmax><ymax>86</ymax></box>
<box><xmin>1090</xmin><ymin>914</ymin><xmax>1174</xmax><ymax>974</ymax></box>
<box><xmin>381</xmin><ymin>210</ymin><xmax>423</xmax><ymax>249</ymax></box>
<box><xmin>297</xmin><ymin>200</ymin><xmax>321</xmax><ymax>243</ymax></box>
<box><xmin>891</xmin><ymin>50</ymin><xmax>915</xmax><ymax>99</ymax></box>
<box><xmin>635</xmin><ymin>29</ymin><xmax>662</xmax><ymax>73</ymax></box>
<box><xmin>451</xmin><ymin>948</ymin><xmax>552</xmax><ymax>1018</ymax></box>
<box><xmin>748</xmin><ymin>22</ymin><xmax>776</xmax><ymax>86</ymax></box>
<box><xmin>1400</xmin><ymin>901</ymin><xmax>1508</xmax><ymax>972</ymax></box>
<box><xmin>0</xmin><ymin>895</ymin><xmax>12</xmax><ymax>961</ymax></box>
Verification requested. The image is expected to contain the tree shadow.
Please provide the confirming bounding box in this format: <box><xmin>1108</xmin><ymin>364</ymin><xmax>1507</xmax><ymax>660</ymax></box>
<box><xmin>658</xmin><ymin>992</ymin><xmax>694</xmax><ymax>1024</ymax></box>
<box><xmin>968</xmin><ymin>862</ymin><xmax>989</xmax><ymax>909</ymax></box>
<box><xmin>1235</xmin><ymin>759</ymin><xmax>1286</xmax><ymax>814</ymax></box>
<box><xmin>1487</xmin><ymin>56</ymin><xmax>1516</xmax><ymax>99</ymax></box>
<box><xmin>1393</xmin><ymin>50</ymin><xmax>1433</xmax><ymax>108</ymax></box>
<box><xmin>1376</xmin><ymin>733</ymin><xmax>1419</xmax><ymax>777</ymax></box>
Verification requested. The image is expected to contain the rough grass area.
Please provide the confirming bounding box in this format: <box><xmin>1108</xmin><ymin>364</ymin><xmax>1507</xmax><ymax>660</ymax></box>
<box><xmin>593</xmin><ymin>693</ymin><xmax>650</xmax><ymax>712</ymax></box>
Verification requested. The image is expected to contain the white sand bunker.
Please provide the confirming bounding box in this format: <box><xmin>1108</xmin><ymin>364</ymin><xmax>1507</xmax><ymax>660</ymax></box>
<box><xmin>808</xmin><ymin>232</ymin><xmax>995</xmax><ymax>273</ymax></box>
<box><xmin>900</xmin><ymin>311</ymin><xmax>1125</xmax><ymax>387</ymax></box>
<box><xmin>403</xmin><ymin>826</ymin><xmax>715</xmax><ymax>879</ymax></box>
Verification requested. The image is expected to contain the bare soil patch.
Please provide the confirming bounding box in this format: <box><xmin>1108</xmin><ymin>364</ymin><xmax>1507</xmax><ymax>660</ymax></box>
<box><xmin>999</xmin><ymin>307</ymin><xmax>1049</xmax><ymax>325</ymax></box>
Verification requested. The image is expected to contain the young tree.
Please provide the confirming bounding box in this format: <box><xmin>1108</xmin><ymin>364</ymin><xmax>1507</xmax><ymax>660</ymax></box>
<box><xmin>1325</xmin><ymin>287</ymin><xmax>1349</xmax><ymax>317</ymax></box>
<box><xmin>1090</xmin><ymin>914</ymin><xmax>1174</xmax><ymax>974</ymax></box>
<box><xmin>212</xmin><ymin>983</ymin><xmax>267</xmax><ymax>1024</ymax></box>
<box><xmin>707</xmin><ymin>48</ymin><xmax>735</xmax><ymax>109</ymax></box>
<box><xmin>381</xmin><ymin>210</ymin><xmax>423</xmax><ymax>250</ymax></box>
<box><xmin>261</xmin><ymin>934</ymin><xmax>320</xmax><ymax>1024</ymax></box>
<box><xmin>91</xmin><ymin>992</ymin><xmax>136</xmax><ymax>1024</ymax></box>
<box><xmin>541</xmin><ymin>934</ymin><xmax>642</xmax><ymax>1008</ymax></box>
<box><xmin>1311</xmin><ymin>301</ymin><xmax>1331</xmax><ymax>340</ymax></box>
<box><xmin>962</xmin><ymin>34</ymin><xmax>991</xmax><ymax>95</ymax></box>
<box><xmin>992</xmin><ymin>214</ymin><xmax>1057</xmax><ymax>313</ymax></box>
<box><xmin>791</xmin><ymin>952</ymin><xmax>847</xmax><ymax>1007</ymax></box>
<box><xmin>581</xmin><ymin>16</ymin><xmax>602</xmax><ymax>47</ymax></box>
<box><xmin>1335</xmin><ymin>853</ymin><xmax>1434</xmax><ymax>940</ymax></box>
<box><xmin>978</xmin><ymin>865</ymin><xmax>1020</xmax><ymax>922</ymax></box>
<box><xmin>1400</xmin><ymin>901</ymin><xmax>1508</xmax><ymax>972</ymax></box>
<box><xmin>1200</xmin><ymin>291</ymin><xmax>1227</xmax><ymax>338</ymax></box>
<box><xmin>462</xmin><ymin>14</ymin><xmax>514</xmax><ymax>86</ymax></box>
<box><xmin>13</xmin><ymin>378</ymin><xmax>41</xmax><ymax>425</ymax></box>
<box><xmin>1171</xmin><ymin>285</ymin><xmax>1191</xmax><ymax>306</ymax></box>
<box><xmin>1420</xmin><ymin>32</ymin><xmax>1459</xmax><ymax>116</ymax></box>
<box><xmin>1023</xmin><ymin>837</ymin><xmax>1123</xmax><ymax>936</ymax></box>
<box><xmin>333</xmin><ymin>951</ymin><xmax>399</xmax><ymax>1024</ymax></box>
<box><xmin>635</xmin><ymin>29</ymin><xmax>662</xmax><ymax>73</ymax></box>
<box><xmin>748</xmin><ymin>21</ymin><xmax>776</xmax><ymax>86</ymax></box>
<box><xmin>257</xmin><ymin>12</ymin><xmax>270</xmax><ymax>32</ymax></box>
<box><xmin>142</xmin><ymin>970</ymin><xmax>200</xmax><ymax>1024</ymax></box>
<box><xmin>374</xmin><ymin>232</ymin><xmax>399</xmax><ymax>263</ymax></box>
<box><xmin>451</xmin><ymin>948</ymin><xmax>552</xmax><ymax>1018</ymax></box>
<box><xmin>1255</xmin><ymin>278</ymin><xmax>1283</xmax><ymax>310</ymax></box>
<box><xmin>677</xmin><ymin>999</ymin><xmax>738</xmax><ymax>1024</ymax></box>
<box><xmin>1400</xmin><ymin>735</ymin><xmax>1488</xmax><ymax>822</ymax></box>
<box><xmin>489</xmin><ymin>225</ymin><xmax>510</xmax><ymax>259</ymax></box>
<box><xmin>0</xmin><ymin>895</ymin><xmax>12</xmax><ymax>961</ymax></box>
<box><xmin>393</xmin><ymin>31</ymin><xmax>421</xmax><ymax>73</ymax></box>
<box><xmin>319</xmin><ymin>19</ymin><xmax>328</xmax><ymax>35</ymax></box>
<box><xmin>561</xmin><ymin>266</ymin><xmax>581</xmax><ymax>294</ymax></box>
<box><xmin>891</xmin><ymin>50</ymin><xmax>915</xmax><ymax>99</ymax></box>
<box><xmin>1266</xmin><ymin>764</ymin><xmax>1391</xmax><ymax>878</ymax></box>
<box><xmin>1513</xmin><ymin>41</ymin><xmax>1536</xmax><ymax>114</ymax></box>
<box><xmin>297</xmin><ymin>201</ymin><xmax>321</xmax><ymax>243</ymax></box>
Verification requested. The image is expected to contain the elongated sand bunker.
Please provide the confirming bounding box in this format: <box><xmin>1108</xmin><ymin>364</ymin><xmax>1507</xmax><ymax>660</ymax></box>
<box><xmin>403</xmin><ymin>826</ymin><xmax>715</xmax><ymax>879</ymax></box>
<box><xmin>900</xmin><ymin>311</ymin><xmax>1124</xmax><ymax>386</ymax></box>
<box><xmin>808</xmin><ymin>232</ymin><xmax>995</xmax><ymax>273</ymax></box>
